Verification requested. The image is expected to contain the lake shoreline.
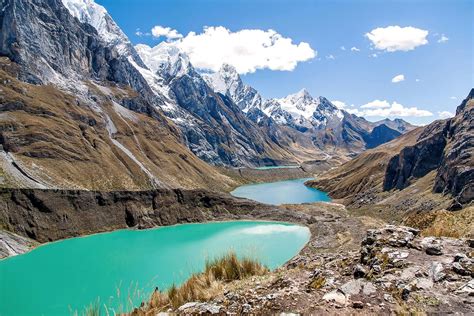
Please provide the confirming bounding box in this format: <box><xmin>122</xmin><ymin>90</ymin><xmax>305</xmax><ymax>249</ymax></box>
<box><xmin>0</xmin><ymin>186</ymin><xmax>319</xmax><ymax>259</ymax></box>
<box><xmin>0</xmin><ymin>218</ymin><xmax>313</xmax><ymax>261</ymax></box>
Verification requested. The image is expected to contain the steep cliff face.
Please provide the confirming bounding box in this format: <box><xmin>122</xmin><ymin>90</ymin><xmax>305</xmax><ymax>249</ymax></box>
<box><xmin>0</xmin><ymin>187</ymin><xmax>306</xmax><ymax>244</ymax></box>
<box><xmin>433</xmin><ymin>90</ymin><xmax>474</xmax><ymax>205</ymax></box>
<box><xmin>168</xmin><ymin>71</ymin><xmax>275</xmax><ymax>166</ymax></box>
<box><xmin>310</xmin><ymin>89</ymin><xmax>473</xmax><ymax>212</ymax></box>
<box><xmin>0</xmin><ymin>0</ymin><xmax>149</xmax><ymax>95</ymax></box>
<box><xmin>384</xmin><ymin>89</ymin><xmax>473</xmax><ymax>206</ymax></box>
<box><xmin>202</xmin><ymin>64</ymin><xmax>262</xmax><ymax>113</ymax></box>
<box><xmin>383</xmin><ymin>120</ymin><xmax>448</xmax><ymax>191</ymax></box>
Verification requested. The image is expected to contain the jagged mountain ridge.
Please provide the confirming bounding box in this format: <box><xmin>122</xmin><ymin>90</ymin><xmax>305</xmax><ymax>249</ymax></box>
<box><xmin>373</xmin><ymin>118</ymin><xmax>416</xmax><ymax>133</ymax></box>
<box><xmin>309</xmin><ymin>89</ymin><xmax>474</xmax><ymax>212</ymax></box>
<box><xmin>134</xmin><ymin>42</ymin><xmax>316</xmax><ymax>166</ymax></box>
<box><xmin>204</xmin><ymin>64</ymin><xmax>412</xmax><ymax>155</ymax></box>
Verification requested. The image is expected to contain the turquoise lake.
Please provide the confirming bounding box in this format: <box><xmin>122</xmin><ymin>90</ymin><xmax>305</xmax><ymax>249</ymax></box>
<box><xmin>0</xmin><ymin>221</ymin><xmax>310</xmax><ymax>315</ymax></box>
<box><xmin>230</xmin><ymin>178</ymin><xmax>331</xmax><ymax>205</ymax></box>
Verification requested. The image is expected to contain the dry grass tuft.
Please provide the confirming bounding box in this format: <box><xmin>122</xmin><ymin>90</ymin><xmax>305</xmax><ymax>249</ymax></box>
<box><xmin>309</xmin><ymin>276</ymin><xmax>326</xmax><ymax>289</ymax></box>
<box><xmin>130</xmin><ymin>252</ymin><xmax>268</xmax><ymax>315</ymax></box>
<box><xmin>404</xmin><ymin>207</ymin><xmax>474</xmax><ymax>238</ymax></box>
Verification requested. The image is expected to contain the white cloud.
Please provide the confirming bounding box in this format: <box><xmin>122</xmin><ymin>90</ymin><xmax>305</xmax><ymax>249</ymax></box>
<box><xmin>350</xmin><ymin>46</ymin><xmax>360</xmax><ymax>52</ymax></box>
<box><xmin>135</xmin><ymin>28</ymin><xmax>150</xmax><ymax>37</ymax></box>
<box><xmin>340</xmin><ymin>46</ymin><xmax>346</xmax><ymax>51</ymax></box>
<box><xmin>438</xmin><ymin>34</ymin><xmax>449</xmax><ymax>43</ymax></box>
<box><xmin>332</xmin><ymin>100</ymin><xmax>360</xmax><ymax>115</ymax></box>
<box><xmin>415</xmin><ymin>78</ymin><xmax>420</xmax><ymax>82</ymax></box>
<box><xmin>333</xmin><ymin>99</ymin><xmax>433</xmax><ymax>119</ymax></box>
<box><xmin>359</xmin><ymin>100</ymin><xmax>433</xmax><ymax>117</ymax></box>
<box><xmin>391</xmin><ymin>74</ymin><xmax>405</xmax><ymax>83</ymax></box>
<box><xmin>450</xmin><ymin>96</ymin><xmax>457</xmax><ymax>100</ymax></box>
<box><xmin>438</xmin><ymin>111</ymin><xmax>454</xmax><ymax>119</ymax></box>
<box><xmin>370</xmin><ymin>53</ymin><xmax>378</xmax><ymax>58</ymax></box>
<box><xmin>156</xmin><ymin>26</ymin><xmax>317</xmax><ymax>74</ymax></box>
<box><xmin>326</xmin><ymin>54</ymin><xmax>335</xmax><ymax>60</ymax></box>
<box><xmin>365</xmin><ymin>26</ymin><xmax>429</xmax><ymax>52</ymax></box>
<box><xmin>151</xmin><ymin>25</ymin><xmax>183</xmax><ymax>40</ymax></box>
<box><xmin>361</xmin><ymin>99</ymin><xmax>391</xmax><ymax>109</ymax></box>
<box><xmin>345</xmin><ymin>108</ymin><xmax>363</xmax><ymax>115</ymax></box>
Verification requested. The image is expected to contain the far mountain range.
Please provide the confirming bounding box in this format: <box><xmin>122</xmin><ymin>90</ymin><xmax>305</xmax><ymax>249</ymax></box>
<box><xmin>0</xmin><ymin>0</ymin><xmax>418</xmax><ymax>192</ymax></box>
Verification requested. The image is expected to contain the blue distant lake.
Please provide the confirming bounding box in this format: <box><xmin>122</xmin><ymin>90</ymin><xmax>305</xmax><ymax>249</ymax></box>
<box><xmin>231</xmin><ymin>178</ymin><xmax>330</xmax><ymax>205</ymax></box>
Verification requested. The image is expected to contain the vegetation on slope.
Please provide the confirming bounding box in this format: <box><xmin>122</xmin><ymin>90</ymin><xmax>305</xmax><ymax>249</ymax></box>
<box><xmin>0</xmin><ymin>57</ymin><xmax>236</xmax><ymax>191</ymax></box>
<box><xmin>129</xmin><ymin>252</ymin><xmax>268</xmax><ymax>315</ymax></box>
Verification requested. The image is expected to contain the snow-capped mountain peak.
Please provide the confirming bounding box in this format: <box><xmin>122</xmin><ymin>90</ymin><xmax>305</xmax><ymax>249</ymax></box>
<box><xmin>288</xmin><ymin>88</ymin><xmax>312</xmax><ymax>102</ymax></box>
<box><xmin>316</xmin><ymin>97</ymin><xmax>342</xmax><ymax>115</ymax></box>
<box><xmin>135</xmin><ymin>42</ymin><xmax>192</xmax><ymax>80</ymax></box>
<box><xmin>312</xmin><ymin>96</ymin><xmax>344</xmax><ymax>123</ymax></box>
<box><xmin>218</xmin><ymin>64</ymin><xmax>240</xmax><ymax>81</ymax></box>
<box><xmin>261</xmin><ymin>90</ymin><xmax>344</xmax><ymax>130</ymax></box>
<box><xmin>61</xmin><ymin>0</ymin><xmax>130</xmax><ymax>54</ymax></box>
<box><xmin>273</xmin><ymin>89</ymin><xmax>319</xmax><ymax>120</ymax></box>
<box><xmin>203</xmin><ymin>64</ymin><xmax>240</xmax><ymax>94</ymax></box>
<box><xmin>203</xmin><ymin>64</ymin><xmax>262</xmax><ymax>112</ymax></box>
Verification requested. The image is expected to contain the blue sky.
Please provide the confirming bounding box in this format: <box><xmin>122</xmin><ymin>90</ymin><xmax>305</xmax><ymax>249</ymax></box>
<box><xmin>96</xmin><ymin>0</ymin><xmax>473</xmax><ymax>125</ymax></box>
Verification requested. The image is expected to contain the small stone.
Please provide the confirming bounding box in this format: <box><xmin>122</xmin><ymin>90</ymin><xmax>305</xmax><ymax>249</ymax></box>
<box><xmin>372</xmin><ymin>264</ymin><xmax>382</xmax><ymax>274</ymax></box>
<box><xmin>352</xmin><ymin>301</ymin><xmax>364</xmax><ymax>309</ymax></box>
<box><xmin>455</xmin><ymin>279</ymin><xmax>474</xmax><ymax>295</ymax></box>
<box><xmin>340</xmin><ymin>279</ymin><xmax>363</xmax><ymax>296</ymax></box>
<box><xmin>430</xmin><ymin>262</ymin><xmax>446</xmax><ymax>282</ymax></box>
<box><xmin>178</xmin><ymin>302</ymin><xmax>199</xmax><ymax>311</ymax></box>
<box><xmin>322</xmin><ymin>289</ymin><xmax>347</xmax><ymax>305</ymax></box>
<box><xmin>388</xmin><ymin>250</ymin><xmax>409</xmax><ymax>260</ymax></box>
<box><xmin>266</xmin><ymin>293</ymin><xmax>278</xmax><ymax>300</ymax></box>
<box><xmin>242</xmin><ymin>303</ymin><xmax>252</xmax><ymax>313</ymax></box>
<box><xmin>454</xmin><ymin>253</ymin><xmax>468</xmax><ymax>262</ymax></box>
<box><xmin>353</xmin><ymin>264</ymin><xmax>367</xmax><ymax>279</ymax></box>
<box><xmin>452</xmin><ymin>262</ymin><xmax>471</xmax><ymax>276</ymax></box>
<box><xmin>421</xmin><ymin>237</ymin><xmax>443</xmax><ymax>255</ymax></box>
<box><xmin>413</xmin><ymin>278</ymin><xmax>433</xmax><ymax>290</ymax></box>
<box><xmin>363</xmin><ymin>282</ymin><xmax>377</xmax><ymax>295</ymax></box>
<box><xmin>401</xmin><ymin>287</ymin><xmax>410</xmax><ymax>301</ymax></box>
<box><xmin>426</xmin><ymin>245</ymin><xmax>443</xmax><ymax>256</ymax></box>
<box><xmin>384</xmin><ymin>294</ymin><xmax>394</xmax><ymax>303</ymax></box>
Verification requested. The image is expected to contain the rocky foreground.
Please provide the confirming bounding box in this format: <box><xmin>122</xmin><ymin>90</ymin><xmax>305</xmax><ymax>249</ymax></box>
<box><xmin>172</xmin><ymin>206</ymin><xmax>474</xmax><ymax>315</ymax></box>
